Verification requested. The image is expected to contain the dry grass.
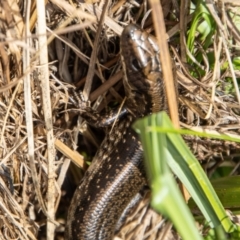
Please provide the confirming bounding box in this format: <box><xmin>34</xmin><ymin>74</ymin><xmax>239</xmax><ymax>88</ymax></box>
<box><xmin>0</xmin><ymin>0</ymin><xmax>240</xmax><ymax>239</ymax></box>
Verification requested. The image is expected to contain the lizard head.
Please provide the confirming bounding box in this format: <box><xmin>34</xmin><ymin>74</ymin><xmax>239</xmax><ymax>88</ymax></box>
<box><xmin>120</xmin><ymin>24</ymin><xmax>166</xmax><ymax>116</ymax></box>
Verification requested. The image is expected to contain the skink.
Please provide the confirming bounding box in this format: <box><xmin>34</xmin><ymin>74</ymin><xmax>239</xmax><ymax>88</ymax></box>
<box><xmin>66</xmin><ymin>24</ymin><xmax>167</xmax><ymax>240</ymax></box>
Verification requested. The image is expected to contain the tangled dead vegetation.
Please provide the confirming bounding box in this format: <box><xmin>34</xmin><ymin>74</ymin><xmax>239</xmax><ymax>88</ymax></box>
<box><xmin>0</xmin><ymin>0</ymin><xmax>240</xmax><ymax>239</ymax></box>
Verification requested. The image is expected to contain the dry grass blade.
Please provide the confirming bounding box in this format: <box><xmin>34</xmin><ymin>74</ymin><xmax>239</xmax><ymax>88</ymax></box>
<box><xmin>35</xmin><ymin>0</ymin><xmax>57</xmax><ymax>239</ymax></box>
<box><xmin>149</xmin><ymin>0</ymin><xmax>179</xmax><ymax>128</ymax></box>
<box><xmin>206</xmin><ymin>2</ymin><xmax>240</xmax><ymax>106</ymax></box>
<box><xmin>83</xmin><ymin>0</ymin><xmax>110</xmax><ymax>100</ymax></box>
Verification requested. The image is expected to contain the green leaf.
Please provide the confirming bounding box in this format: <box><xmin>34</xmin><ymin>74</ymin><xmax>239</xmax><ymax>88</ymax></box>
<box><xmin>133</xmin><ymin>112</ymin><xmax>238</xmax><ymax>238</ymax></box>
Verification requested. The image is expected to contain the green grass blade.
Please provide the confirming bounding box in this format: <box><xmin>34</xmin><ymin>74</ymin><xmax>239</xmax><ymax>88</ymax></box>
<box><xmin>134</xmin><ymin>113</ymin><xmax>203</xmax><ymax>240</ymax></box>
<box><xmin>133</xmin><ymin>112</ymin><xmax>237</xmax><ymax>235</ymax></box>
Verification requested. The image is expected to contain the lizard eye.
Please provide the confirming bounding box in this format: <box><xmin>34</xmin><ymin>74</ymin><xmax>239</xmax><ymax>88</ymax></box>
<box><xmin>131</xmin><ymin>58</ymin><xmax>141</xmax><ymax>71</ymax></box>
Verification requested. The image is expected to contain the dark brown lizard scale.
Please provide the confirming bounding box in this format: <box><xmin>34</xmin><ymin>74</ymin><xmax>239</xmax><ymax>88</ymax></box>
<box><xmin>66</xmin><ymin>24</ymin><xmax>167</xmax><ymax>240</ymax></box>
